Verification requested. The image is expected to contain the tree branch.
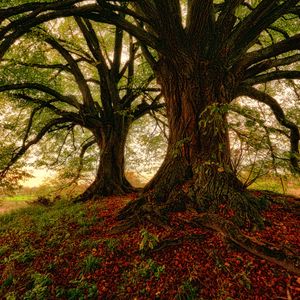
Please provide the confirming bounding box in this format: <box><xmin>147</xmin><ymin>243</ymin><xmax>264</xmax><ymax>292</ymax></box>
<box><xmin>44</xmin><ymin>35</ymin><xmax>95</xmax><ymax>109</ymax></box>
<box><xmin>133</xmin><ymin>93</ymin><xmax>163</xmax><ymax>120</ymax></box>
<box><xmin>240</xmin><ymin>33</ymin><xmax>300</xmax><ymax>69</ymax></box>
<box><xmin>0</xmin><ymin>4</ymin><xmax>159</xmax><ymax>60</ymax></box>
<box><xmin>0</xmin><ymin>117</ymin><xmax>72</xmax><ymax>179</ymax></box>
<box><xmin>186</xmin><ymin>0</ymin><xmax>215</xmax><ymax>53</ymax></box>
<box><xmin>0</xmin><ymin>0</ymin><xmax>81</xmax><ymax>19</ymax></box>
<box><xmin>244</xmin><ymin>54</ymin><xmax>300</xmax><ymax>78</ymax></box>
<box><xmin>216</xmin><ymin>0</ymin><xmax>243</xmax><ymax>43</ymax></box>
<box><xmin>2</xmin><ymin>59</ymin><xmax>73</xmax><ymax>73</ymax></box>
<box><xmin>227</xmin><ymin>0</ymin><xmax>299</xmax><ymax>62</ymax></box>
<box><xmin>70</xmin><ymin>137</ymin><xmax>97</xmax><ymax>185</ymax></box>
<box><xmin>0</xmin><ymin>83</ymin><xmax>80</xmax><ymax>109</ymax></box>
<box><xmin>12</xmin><ymin>93</ymin><xmax>84</xmax><ymax>126</ymax></box>
<box><xmin>236</xmin><ymin>85</ymin><xmax>300</xmax><ymax>173</ymax></box>
<box><xmin>243</xmin><ymin>71</ymin><xmax>300</xmax><ymax>85</ymax></box>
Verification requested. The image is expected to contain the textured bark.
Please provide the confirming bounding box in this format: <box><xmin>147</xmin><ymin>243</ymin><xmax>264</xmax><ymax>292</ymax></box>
<box><xmin>74</xmin><ymin>117</ymin><xmax>134</xmax><ymax>202</ymax></box>
<box><xmin>118</xmin><ymin>51</ymin><xmax>265</xmax><ymax>227</ymax></box>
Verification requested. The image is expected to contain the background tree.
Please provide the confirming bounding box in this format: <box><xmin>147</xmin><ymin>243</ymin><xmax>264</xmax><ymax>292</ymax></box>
<box><xmin>0</xmin><ymin>16</ymin><xmax>161</xmax><ymax>200</ymax></box>
<box><xmin>0</xmin><ymin>96</ymin><xmax>33</xmax><ymax>194</ymax></box>
<box><xmin>58</xmin><ymin>0</ymin><xmax>300</xmax><ymax>226</ymax></box>
<box><xmin>0</xmin><ymin>0</ymin><xmax>300</xmax><ymax>274</ymax></box>
<box><xmin>229</xmin><ymin>85</ymin><xmax>300</xmax><ymax>189</ymax></box>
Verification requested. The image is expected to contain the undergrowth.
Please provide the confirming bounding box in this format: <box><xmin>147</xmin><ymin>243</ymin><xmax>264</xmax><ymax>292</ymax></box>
<box><xmin>0</xmin><ymin>194</ymin><xmax>299</xmax><ymax>299</ymax></box>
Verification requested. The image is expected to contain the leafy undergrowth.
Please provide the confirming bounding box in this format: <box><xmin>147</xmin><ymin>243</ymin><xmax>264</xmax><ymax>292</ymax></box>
<box><xmin>0</xmin><ymin>192</ymin><xmax>299</xmax><ymax>299</ymax></box>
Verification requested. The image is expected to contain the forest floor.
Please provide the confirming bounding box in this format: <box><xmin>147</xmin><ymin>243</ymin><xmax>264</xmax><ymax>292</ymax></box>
<box><xmin>0</xmin><ymin>191</ymin><xmax>299</xmax><ymax>299</ymax></box>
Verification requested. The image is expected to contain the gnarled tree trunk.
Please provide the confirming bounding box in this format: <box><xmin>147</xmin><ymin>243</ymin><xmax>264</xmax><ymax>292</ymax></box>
<box><xmin>75</xmin><ymin>116</ymin><xmax>134</xmax><ymax>202</ymax></box>
<box><xmin>119</xmin><ymin>53</ymin><xmax>263</xmax><ymax>227</ymax></box>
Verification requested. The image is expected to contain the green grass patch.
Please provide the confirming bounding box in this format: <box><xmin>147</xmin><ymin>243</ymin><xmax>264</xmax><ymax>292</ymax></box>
<box><xmin>250</xmin><ymin>177</ymin><xmax>286</xmax><ymax>193</ymax></box>
<box><xmin>0</xmin><ymin>198</ymin><xmax>105</xmax><ymax>298</ymax></box>
<box><xmin>80</xmin><ymin>254</ymin><xmax>102</xmax><ymax>274</ymax></box>
<box><xmin>1</xmin><ymin>194</ymin><xmax>35</xmax><ymax>202</ymax></box>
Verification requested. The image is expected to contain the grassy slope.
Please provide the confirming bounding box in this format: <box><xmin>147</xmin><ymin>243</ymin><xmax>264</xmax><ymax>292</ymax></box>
<box><xmin>0</xmin><ymin>195</ymin><xmax>35</xmax><ymax>214</ymax></box>
<box><xmin>0</xmin><ymin>193</ymin><xmax>300</xmax><ymax>299</ymax></box>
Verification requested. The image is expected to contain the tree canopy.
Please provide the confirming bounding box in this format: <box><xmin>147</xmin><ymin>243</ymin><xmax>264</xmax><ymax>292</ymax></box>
<box><xmin>0</xmin><ymin>13</ymin><xmax>162</xmax><ymax>199</ymax></box>
<box><xmin>0</xmin><ymin>0</ymin><xmax>300</xmax><ymax>276</ymax></box>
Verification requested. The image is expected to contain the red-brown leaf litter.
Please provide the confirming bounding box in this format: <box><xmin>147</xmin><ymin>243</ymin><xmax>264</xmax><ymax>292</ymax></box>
<box><xmin>0</xmin><ymin>192</ymin><xmax>299</xmax><ymax>299</ymax></box>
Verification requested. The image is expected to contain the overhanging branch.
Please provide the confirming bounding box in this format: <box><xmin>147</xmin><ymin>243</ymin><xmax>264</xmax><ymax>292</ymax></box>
<box><xmin>244</xmin><ymin>54</ymin><xmax>300</xmax><ymax>78</ymax></box>
<box><xmin>0</xmin><ymin>117</ymin><xmax>72</xmax><ymax>179</ymax></box>
<box><xmin>237</xmin><ymin>85</ymin><xmax>300</xmax><ymax>173</ymax></box>
<box><xmin>0</xmin><ymin>83</ymin><xmax>80</xmax><ymax>109</ymax></box>
<box><xmin>243</xmin><ymin>71</ymin><xmax>300</xmax><ymax>85</ymax></box>
<box><xmin>228</xmin><ymin>0</ymin><xmax>299</xmax><ymax>62</ymax></box>
<box><xmin>241</xmin><ymin>33</ymin><xmax>300</xmax><ymax>68</ymax></box>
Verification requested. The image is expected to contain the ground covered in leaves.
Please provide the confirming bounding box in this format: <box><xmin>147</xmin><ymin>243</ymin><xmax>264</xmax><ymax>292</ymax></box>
<box><xmin>0</xmin><ymin>192</ymin><xmax>299</xmax><ymax>299</ymax></box>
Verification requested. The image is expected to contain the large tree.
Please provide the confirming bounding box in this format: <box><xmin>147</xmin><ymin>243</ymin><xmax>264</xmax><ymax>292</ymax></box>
<box><xmin>64</xmin><ymin>0</ymin><xmax>299</xmax><ymax>225</ymax></box>
<box><xmin>0</xmin><ymin>15</ymin><xmax>160</xmax><ymax>200</ymax></box>
<box><xmin>0</xmin><ymin>0</ymin><xmax>300</xmax><ymax>274</ymax></box>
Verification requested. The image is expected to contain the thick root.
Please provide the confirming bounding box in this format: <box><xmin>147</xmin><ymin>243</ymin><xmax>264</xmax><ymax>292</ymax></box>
<box><xmin>73</xmin><ymin>180</ymin><xmax>135</xmax><ymax>203</ymax></box>
<box><xmin>192</xmin><ymin>213</ymin><xmax>300</xmax><ymax>276</ymax></box>
<box><xmin>117</xmin><ymin>196</ymin><xmax>147</xmax><ymax>220</ymax></box>
<box><xmin>140</xmin><ymin>233</ymin><xmax>207</xmax><ymax>255</ymax></box>
<box><xmin>192</xmin><ymin>170</ymin><xmax>266</xmax><ymax>228</ymax></box>
<box><xmin>116</xmin><ymin>187</ymin><xmax>194</xmax><ymax>229</ymax></box>
<box><xmin>195</xmin><ymin>189</ymin><xmax>265</xmax><ymax>228</ymax></box>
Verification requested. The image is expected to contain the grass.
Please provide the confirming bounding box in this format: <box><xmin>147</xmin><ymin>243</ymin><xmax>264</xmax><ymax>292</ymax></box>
<box><xmin>249</xmin><ymin>175</ymin><xmax>300</xmax><ymax>196</ymax></box>
<box><xmin>0</xmin><ymin>194</ymin><xmax>35</xmax><ymax>215</ymax></box>
<box><xmin>0</xmin><ymin>198</ymin><xmax>105</xmax><ymax>299</ymax></box>
<box><xmin>0</xmin><ymin>185</ymin><xmax>299</xmax><ymax>299</ymax></box>
<box><xmin>81</xmin><ymin>254</ymin><xmax>102</xmax><ymax>274</ymax></box>
<box><xmin>250</xmin><ymin>177</ymin><xmax>286</xmax><ymax>193</ymax></box>
<box><xmin>0</xmin><ymin>194</ymin><xmax>35</xmax><ymax>202</ymax></box>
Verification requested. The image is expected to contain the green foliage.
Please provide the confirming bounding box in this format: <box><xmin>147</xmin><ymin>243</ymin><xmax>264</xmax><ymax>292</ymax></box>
<box><xmin>105</xmin><ymin>238</ymin><xmax>120</xmax><ymax>252</ymax></box>
<box><xmin>176</xmin><ymin>279</ymin><xmax>198</xmax><ymax>300</ymax></box>
<box><xmin>139</xmin><ymin>228</ymin><xmax>159</xmax><ymax>251</ymax></box>
<box><xmin>251</xmin><ymin>177</ymin><xmax>287</xmax><ymax>193</ymax></box>
<box><xmin>172</xmin><ymin>137</ymin><xmax>192</xmax><ymax>158</ymax></box>
<box><xmin>56</xmin><ymin>277</ymin><xmax>98</xmax><ymax>300</ymax></box>
<box><xmin>1</xmin><ymin>194</ymin><xmax>35</xmax><ymax>202</ymax></box>
<box><xmin>24</xmin><ymin>273</ymin><xmax>52</xmax><ymax>300</ymax></box>
<box><xmin>126</xmin><ymin>114</ymin><xmax>167</xmax><ymax>176</ymax></box>
<box><xmin>142</xmin><ymin>259</ymin><xmax>164</xmax><ymax>279</ymax></box>
<box><xmin>0</xmin><ymin>199</ymin><xmax>89</xmax><ymax>249</ymax></box>
<box><xmin>229</xmin><ymin>99</ymin><xmax>298</xmax><ymax>186</ymax></box>
<box><xmin>2</xmin><ymin>274</ymin><xmax>14</xmax><ymax>289</ymax></box>
<box><xmin>0</xmin><ymin>245</ymin><xmax>10</xmax><ymax>256</ymax></box>
<box><xmin>133</xmin><ymin>259</ymin><xmax>165</xmax><ymax>280</ymax></box>
<box><xmin>5</xmin><ymin>247</ymin><xmax>38</xmax><ymax>264</ymax></box>
<box><xmin>80</xmin><ymin>239</ymin><xmax>101</xmax><ymax>250</ymax></box>
<box><xmin>4</xmin><ymin>292</ymin><xmax>17</xmax><ymax>300</ymax></box>
<box><xmin>81</xmin><ymin>254</ymin><xmax>102</xmax><ymax>274</ymax></box>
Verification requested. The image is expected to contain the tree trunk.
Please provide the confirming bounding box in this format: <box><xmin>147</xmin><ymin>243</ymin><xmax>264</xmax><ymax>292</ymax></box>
<box><xmin>119</xmin><ymin>54</ymin><xmax>263</xmax><ymax>227</ymax></box>
<box><xmin>75</xmin><ymin>116</ymin><xmax>134</xmax><ymax>202</ymax></box>
<box><xmin>115</xmin><ymin>53</ymin><xmax>300</xmax><ymax>275</ymax></box>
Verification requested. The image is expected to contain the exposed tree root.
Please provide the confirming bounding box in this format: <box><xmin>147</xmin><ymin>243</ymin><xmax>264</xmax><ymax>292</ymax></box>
<box><xmin>73</xmin><ymin>179</ymin><xmax>135</xmax><ymax>203</ymax></box>
<box><xmin>191</xmin><ymin>213</ymin><xmax>300</xmax><ymax>276</ymax></box>
<box><xmin>118</xmin><ymin>179</ymin><xmax>267</xmax><ymax>231</ymax></box>
<box><xmin>141</xmin><ymin>233</ymin><xmax>207</xmax><ymax>255</ymax></box>
<box><xmin>117</xmin><ymin>195</ymin><xmax>148</xmax><ymax>220</ymax></box>
<box><xmin>110</xmin><ymin>219</ymin><xmax>138</xmax><ymax>234</ymax></box>
<box><xmin>115</xmin><ymin>173</ymin><xmax>300</xmax><ymax>276</ymax></box>
<box><xmin>115</xmin><ymin>188</ymin><xmax>300</xmax><ymax>275</ymax></box>
<box><xmin>116</xmin><ymin>187</ymin><xmax>197</xmax><ymax>232</ymax></box>
<box><xmin>192</xmin><ymin>170</ymin><xmax>266</xmax><ymax>228</ymax></box>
